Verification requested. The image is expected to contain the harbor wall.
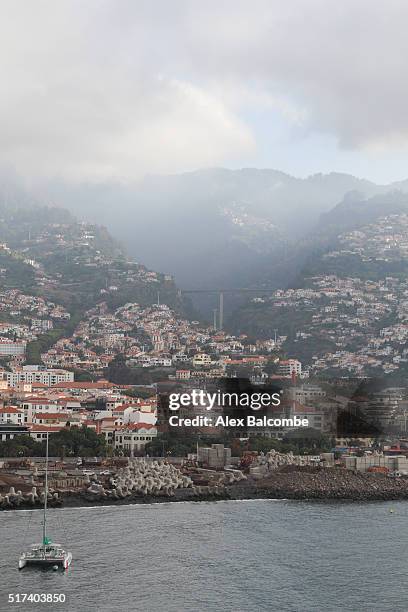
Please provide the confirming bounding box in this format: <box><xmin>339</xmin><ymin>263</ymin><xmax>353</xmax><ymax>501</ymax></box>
<box><xmin>342</xmin><ymin>455</ymin><xmax>408</xmax><ymax>472</ymax></box>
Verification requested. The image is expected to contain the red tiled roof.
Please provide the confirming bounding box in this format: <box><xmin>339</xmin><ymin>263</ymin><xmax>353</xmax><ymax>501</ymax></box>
<box><xmin>52</xmin><ymin>381</ymin><xmax>114</xmax><ymax>389</ymax></box>
<box><xmin>33</xmin><ymin>413</ymin><xmax>69</xmax><ymax>420</ymax></box>
<box><xmin>28</xmin><ymin>424</ymin><xmax>65</xmax><ymax>432</ymax></box>
<box><xmin>113</xmin><ymin>403</ymin><xmax>142</xmax><ymax>411</ymax></box>
<box><xmin>119</xmin><ymin>423</ymin><xmax>156</xmax><ymax>431</ymax></box>
<box><xmin>25</xmin><ymin>398</ymin><xmax>57</xmax><ymax>404</ymax></box>
<box><xmin>0</xmin><ymin>406</ymin><xmax>22</xmax><ymax>413</ymax></box>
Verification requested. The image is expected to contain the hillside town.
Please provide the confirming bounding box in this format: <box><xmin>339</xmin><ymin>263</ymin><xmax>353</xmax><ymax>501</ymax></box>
<box><xmin>250</xmin><ymin>213</ymin><xmax>408</xmax><ymax>378</ymax></box>
<box><xmin>332</xmin><ymin>212</ymin><xmax>408</xmax><ymax>263</ymax></box>
<box><xmin>2</xmin><ymin>211</ymin><xmax>408</xmax><ymax>482</ymax></box>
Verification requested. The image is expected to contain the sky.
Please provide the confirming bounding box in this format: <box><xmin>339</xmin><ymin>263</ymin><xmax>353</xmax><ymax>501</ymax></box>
<box><xmin>1</xmin><ymin>0</ymin><xmax>408</xmax><ymax>185</ymax></box>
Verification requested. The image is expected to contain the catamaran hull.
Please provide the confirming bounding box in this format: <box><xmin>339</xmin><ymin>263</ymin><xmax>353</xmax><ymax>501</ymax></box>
<box><xmin>18</xmin><ymin>553</ymin><xmax>72</xmax><ymax>570</ymax></box>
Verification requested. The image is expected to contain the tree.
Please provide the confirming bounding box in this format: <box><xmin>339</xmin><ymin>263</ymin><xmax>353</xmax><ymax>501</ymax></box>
<box><xmin>47</xmin><ymin>427</ymin><xmax>107</xmax><ymax>456</ymax></box>
<box><xmin>123</xmin><ymin>388</ymin><xmax>154</xmax><ymax>400</ymax></box>
<box><xmin>0</xmin><ymin>435</ymin><xmax>41</xmax><ymax>457</ymax></box>
<box><xmin>0</xmin><ymin>428</ymin><xmax>107</xmax><ymax>458</ymax></box>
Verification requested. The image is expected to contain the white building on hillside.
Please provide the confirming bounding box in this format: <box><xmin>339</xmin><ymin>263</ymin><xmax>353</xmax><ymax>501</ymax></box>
<box><xmin>0</xmin><ymin>406</ymin><xmax>24</xmax><ymax>425</ymax></box>
<box><xmin>114</xmin><ymin>424</ymin><xmax>157</xmax><ymax>454</ymax></box>
<box><xmin>5</xmin><ymin>366</ymin><xmax>74</xmax><ymax>387</ymax></box>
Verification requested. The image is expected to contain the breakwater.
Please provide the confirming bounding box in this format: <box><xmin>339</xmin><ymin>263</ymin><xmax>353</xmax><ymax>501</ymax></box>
<box><xmin>4</xmin><ymin>464</ymin><xmax>408</xmax><ymax>509</ymax></box>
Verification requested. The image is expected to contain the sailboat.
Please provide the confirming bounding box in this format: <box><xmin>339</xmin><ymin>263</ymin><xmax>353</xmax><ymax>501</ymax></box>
<box><xmin>18</xmin><ymin>433</ymin><xmax>72</xmax><ymax>570</ymax></box>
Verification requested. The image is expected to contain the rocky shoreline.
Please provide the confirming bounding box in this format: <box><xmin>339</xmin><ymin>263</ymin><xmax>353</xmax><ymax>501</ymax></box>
<box><xmin>4</xmin><ymin>466</ymin><xmax>408</xmax><ymax>510</ymax></box>
<box><xmin>249</xmin><ymin>465</ymin><xmax>408</xmax><ymax>501</ymax></box>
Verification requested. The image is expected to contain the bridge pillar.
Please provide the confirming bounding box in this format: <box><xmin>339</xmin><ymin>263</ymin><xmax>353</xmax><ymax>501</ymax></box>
<box><xmin>219</xmin><ymin>292</ymin><xmax>224</xmax><ymax>330</ymax></box>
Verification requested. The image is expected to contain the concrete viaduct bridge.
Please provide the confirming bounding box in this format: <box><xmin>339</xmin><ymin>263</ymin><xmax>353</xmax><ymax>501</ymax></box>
<box><xmin>178</xmin><ymin>288</ymin><xmax>277</xmax><ymax>330</ymax></box>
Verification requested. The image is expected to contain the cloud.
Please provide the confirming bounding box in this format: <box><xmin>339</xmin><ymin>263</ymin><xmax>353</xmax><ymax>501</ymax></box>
<box><xmin>0</xmin><ymin>1</ymin><xmax>255</xmax><ymax>181</ymax></box>
<box><xmin>174</xmin><ymin>0</ymin><xmax>408</xmax><ymax>152</ymax></box>
<box><xmin>0</xmin><ymin>0</ymin><xmax>407</xmax><ymax>181</ymax></box>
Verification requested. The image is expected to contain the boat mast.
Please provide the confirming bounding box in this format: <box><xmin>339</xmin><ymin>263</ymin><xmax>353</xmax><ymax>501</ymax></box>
<box><xmin>43</xmin><ymin>432</ymin><xmax>49</xmax><ymax>547</ymax></box>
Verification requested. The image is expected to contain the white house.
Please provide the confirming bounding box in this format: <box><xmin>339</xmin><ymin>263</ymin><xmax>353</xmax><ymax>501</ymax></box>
<box><xmin>278</xmin><ymin>359</ymin><xmax>302</xmax><ymax>377</ymax></box>
<box><xmin>0</xmin><ymin>406</ymin><xmax>24</xmax><ymax>426</ymax></box>
<box><xmin>114</xmin><ymin>424</ymin><xmax>157</xmax><ymax>454</ymax></box>
<box><xmin>124</xmin><ymin>408</ymin><xmax>156</xmax><ymax>426</ymax></box>
<box><xmin>192</xmin><ymin>353</ymin><xmax>212</xmax><ymax>367</ymax></box>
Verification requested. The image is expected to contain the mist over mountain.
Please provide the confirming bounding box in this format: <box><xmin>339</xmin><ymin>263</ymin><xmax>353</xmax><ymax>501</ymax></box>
<box><xmin>31</xmin><ymin>168</ymin><xmax>408</xmax><ymax>293</ymax></box>
<box><xmin>2</xmin><ymin>165</ymin><xmax>408</xmax><ymax>325</ymax></box>
<box><xmin>317</xmin><ymin>190</ymin><xmax>408</xmax><ymax>235</ymax></box>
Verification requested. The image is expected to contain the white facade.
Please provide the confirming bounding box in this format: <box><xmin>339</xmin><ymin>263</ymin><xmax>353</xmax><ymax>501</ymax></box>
<box><xmin>21</xmin><ymin>400</ymin><xmax>61</xmax><ymax>423</ymax></box>
<box><xmin>114</xmin><ymin>425</ymin><xmax>157</xmax><ymax>453</ymax></box>
<box><xmin>123</xmin><ymin>409</ymin><xmax>157</xmax><ymax>425</ymax></box>
<box><xmin>278</xmin><ymin>359</ymin><xmax>302</xmax><ymax>376</ymax></box>
<box><xmin>0</xmin><ymin>407</ymin><xmax>24</xmax><ymax>425</ymax></box>
<box><xmin>6</xmin><ymin>366</ymin><xmax>74</xmax><ymax>387</ymax></box>
<box><xmin>192</xmin><ymin>353</ymin><xmax>212</xmax><ymax>367</ymax></box>
<box><xmin>0</xmin><ymin>340</ymin><xmax>26</xmax><ymax>356</ymax></box>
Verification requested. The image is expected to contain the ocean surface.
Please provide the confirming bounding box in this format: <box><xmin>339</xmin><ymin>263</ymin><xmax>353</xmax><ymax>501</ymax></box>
<box><xmin>1</xmin><ymin>499</ymin><xmax>408</xmax><ymax>612</ymax></box>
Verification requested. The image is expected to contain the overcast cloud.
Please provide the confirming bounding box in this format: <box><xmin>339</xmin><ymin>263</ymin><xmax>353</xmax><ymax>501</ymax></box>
<box><xmin>0</xmin><ymin>0</ymin><xmax>407</xmax><ymax>182</ymax></box>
